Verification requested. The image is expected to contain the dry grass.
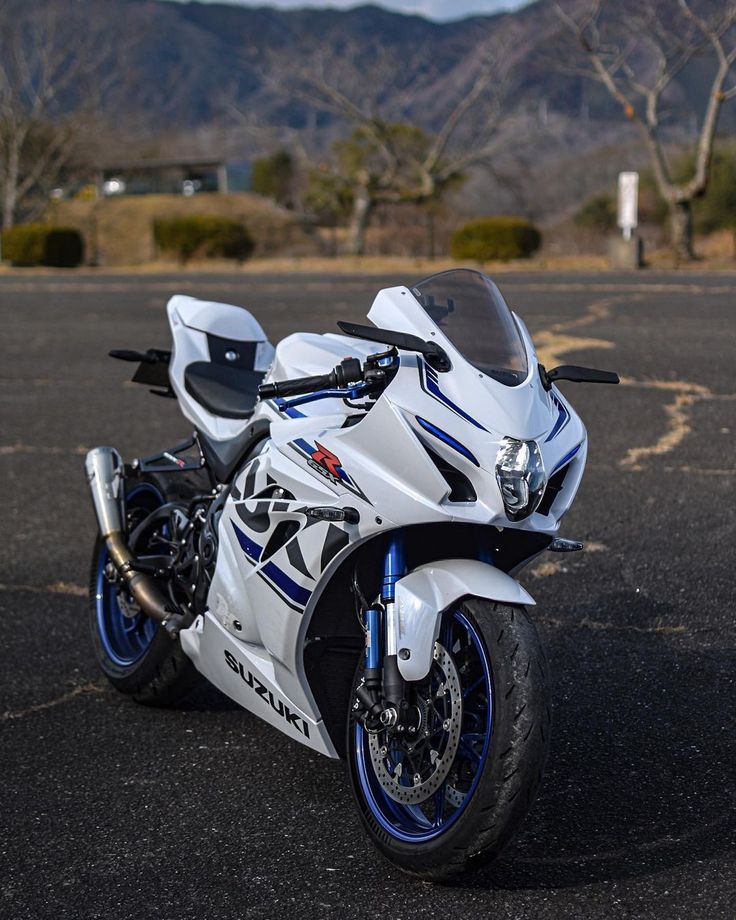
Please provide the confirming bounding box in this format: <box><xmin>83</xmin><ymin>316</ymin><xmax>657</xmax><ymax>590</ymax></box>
<box><xmin>45</xmin><ymin>193</ymin><xmax>317</xmax><ymax>266</ymax></box>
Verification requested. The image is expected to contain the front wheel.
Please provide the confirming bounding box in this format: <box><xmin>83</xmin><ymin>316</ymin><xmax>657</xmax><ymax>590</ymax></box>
<box><xmin>347</xmin><ymin>599</ymin><xmax>550</xmax><ymax>881</ymax></box>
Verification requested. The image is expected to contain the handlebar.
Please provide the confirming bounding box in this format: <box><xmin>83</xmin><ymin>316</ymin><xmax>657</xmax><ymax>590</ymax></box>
<box><xmin>259</xmin><ymin>372</ymin><xmax>336</xmax><ymax>399</ymax></box>
<box><xmin>258</xmin><ymin>357</ymin><xmax>364</xmax><ymax>400</ymax></box>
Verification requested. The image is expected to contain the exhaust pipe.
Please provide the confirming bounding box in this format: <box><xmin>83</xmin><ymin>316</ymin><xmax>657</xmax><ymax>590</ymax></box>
<box><xmin>85</xmin><ymin>447</ymin><xmax>183</xmax><ymax>637</ymax></box>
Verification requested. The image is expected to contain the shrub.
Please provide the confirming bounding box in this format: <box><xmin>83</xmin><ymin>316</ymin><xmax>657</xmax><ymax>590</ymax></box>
<box><xmin>1</xmin><ymin>224</ymin><xmax>84</xmax><ymax>267</ymax></box>
<box><xmin>153</xmin><ymin>216</ymin><xmax>254</xmax><ymax>264</ymax></box>
<box><xmin>574</xmin><ymin>194</ymin><xmax>617</xmax><ymax>233</ymax></box>
<box><xmin>450</xmin><ymin>216</ymin><xmax>542</xmax><ymax>262</ymax></box>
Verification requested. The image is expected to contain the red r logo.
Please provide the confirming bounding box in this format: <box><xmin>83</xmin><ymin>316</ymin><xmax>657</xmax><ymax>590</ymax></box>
<box><xmin>311</xmin><ymin>442</ymin><xmax>342</xmax><ymax>479</ymax></box>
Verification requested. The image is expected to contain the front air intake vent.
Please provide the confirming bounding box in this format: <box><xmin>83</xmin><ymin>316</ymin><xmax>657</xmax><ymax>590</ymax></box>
<box><xmin>537</xmin><ymin>464</ymin><xmax>569</xmax><ymax>516</ymax></box>
<box><xmin>423</xmin><ymin>445</ymin><xmax>476</xmax><ymax>503</ymax></box>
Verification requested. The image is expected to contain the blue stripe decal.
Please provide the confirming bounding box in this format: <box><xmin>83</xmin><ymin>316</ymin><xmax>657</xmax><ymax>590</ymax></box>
<box><xmin>545</xmin><ymin>393</ymin><xmax>570</xmax><ymax>442</ymax></box>
<box><xmin>271</xmin><ymin>399</ymin><xmax>305</xmax><ymax>418</ymax></box>
<box><xmin>231</xmin><ymin>520</ymin><xmax>310</xmax><ymax>607</ymax></box>
<box><xmin>416</xmin><ymin>416</ymin><xmax>480</xmax><ymax>467</ymax></box>
<box><xmin>552</xmin><ymin>443</ymin><xmax>581</xmax><ymax>474</ymax></box>
<box><xmin>231</xmin><ymin>520</ymin><xmax>262</xmax><ymax>562</ymax></box>
<box><xmin>293</xmin><ymin>437</ymin><xmax>314</xmax><ymax>455</ymax></box>
<box><xmin>421</xmin><ymin>362</ymin><xmax>488</xmax><ymax>432</ymax></box>
<box><xmin>262</xmin><ymin>562</ymin><xmax>312</xmax><ymax>607</ymax></box>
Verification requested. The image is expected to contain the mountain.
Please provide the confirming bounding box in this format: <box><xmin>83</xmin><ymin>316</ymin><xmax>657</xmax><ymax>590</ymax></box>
<box><xmin>78</xmin><ymin>0</ymin><xmax>679</xmax><ymax>130</ymax></box>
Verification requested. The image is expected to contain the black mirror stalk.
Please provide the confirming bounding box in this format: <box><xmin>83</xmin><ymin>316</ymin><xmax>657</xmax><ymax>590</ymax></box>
<box><xmin>539</xmin><ymin>363</ymin><xmax>619</xmax><ymax>390</ymax></box>
<box><xmin>337</xmin><ymin>321</ymin><xmax>451</xmax><ymax>372</ymax></box>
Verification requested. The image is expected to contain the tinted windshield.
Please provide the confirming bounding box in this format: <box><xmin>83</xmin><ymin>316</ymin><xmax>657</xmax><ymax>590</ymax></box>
<box><xmin>411</xmin><ymin>269</ymin><xmax>528</xmax><ymax>386</ymax></box>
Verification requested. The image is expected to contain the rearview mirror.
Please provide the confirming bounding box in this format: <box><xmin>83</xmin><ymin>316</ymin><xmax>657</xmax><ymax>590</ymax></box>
<box><xmin>539</xmin><ymin>363</ymin><xmax>619</xmax><ymax>389</ymax></box>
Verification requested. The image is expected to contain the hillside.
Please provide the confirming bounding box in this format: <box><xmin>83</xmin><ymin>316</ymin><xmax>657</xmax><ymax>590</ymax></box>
<box><xmin>66</xmin><ymin>0</ymin><xmax>730</xmax><ymax>136</ymax></box>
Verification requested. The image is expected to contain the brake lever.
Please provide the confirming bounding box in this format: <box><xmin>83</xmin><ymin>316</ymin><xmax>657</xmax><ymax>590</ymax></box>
<box><xmin>274</xmin><ymin>381</ymin><xmax>372</xmax><ymax>412</ymax></box>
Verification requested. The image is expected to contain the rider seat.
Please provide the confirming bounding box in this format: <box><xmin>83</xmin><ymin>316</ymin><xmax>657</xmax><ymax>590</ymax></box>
<box><xmin>184</xmin><ymin>361</ymin><xmax>264</xmax><ymax>419</ymax></box>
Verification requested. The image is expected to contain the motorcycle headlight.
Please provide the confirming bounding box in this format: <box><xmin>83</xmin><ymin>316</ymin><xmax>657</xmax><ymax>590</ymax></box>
<box><xmin>495</xmin><ymin>437</ymin><xmax>546</xmax><ymax>521</ymax></box>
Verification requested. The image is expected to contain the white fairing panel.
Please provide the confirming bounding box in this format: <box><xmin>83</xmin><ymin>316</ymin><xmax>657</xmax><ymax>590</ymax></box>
<box><xmin>369</xmin><ymin>286</ymin><xmax>551</xmax><ymax>441</ymax></box>
<box><xmin>363</xmin><ymin>286</ymin><xmax>588</xmax><ymax>532</ymax></box>
<box><xmin>166</xmin><ymin>295</ymin><xmax>275</xmax><ymax>441</ymax></box>
<box><xmin>262</xmin><ymin>332</ymin><xmax>379</xmax><ymax>420</ymax></box>
<box><xmin>270</xmin><ymin>332</ymin><xmax>377</xmax><ymax>381</ymax></box>
<box><xmin>180</xmin><ymin>430</ymin><xmax>385</xmax><ymax>758</ymax></box>
<box><xmin>180</xmin><ymin>614</ymin><xmax>336</xmax><ymax>756</ymax></box>
<box><xmin>393</xmin><ymin>560</ymin><xmax>535</xmax><ymax>682</ymax></box>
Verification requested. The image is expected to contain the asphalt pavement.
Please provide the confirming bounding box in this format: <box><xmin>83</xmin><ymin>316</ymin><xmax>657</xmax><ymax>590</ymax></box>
<box><xmin>1</xmin><ymin>269</ymin><xmax>734</xmax><ymax>919</ymax></box>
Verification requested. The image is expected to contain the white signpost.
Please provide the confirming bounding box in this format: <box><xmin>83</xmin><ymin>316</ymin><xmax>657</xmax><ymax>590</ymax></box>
<box><xmin>617</xmin><ymin>171</ymin><xmax>639</xmax><ymax>241</ymax></box>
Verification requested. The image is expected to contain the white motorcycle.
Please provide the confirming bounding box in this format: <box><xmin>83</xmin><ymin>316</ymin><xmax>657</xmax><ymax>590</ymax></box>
<box><xmin>85</xmin><ymin>269</ymin><xmax>618</xmax><ymax>879</ymax></box>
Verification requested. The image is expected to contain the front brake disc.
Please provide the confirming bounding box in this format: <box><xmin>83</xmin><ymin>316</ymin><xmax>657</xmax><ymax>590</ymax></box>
<box><xmin>368</xmin><ymin>641</ymin><xmax>463</xmax><ymax>804</ymax></box>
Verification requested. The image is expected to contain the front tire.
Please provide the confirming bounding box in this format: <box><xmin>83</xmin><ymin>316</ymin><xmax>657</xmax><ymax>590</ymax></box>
<box><xmin>347</xmin><ymin>598</ymin><xmax>550</xmax><ymax>881</ymax></box>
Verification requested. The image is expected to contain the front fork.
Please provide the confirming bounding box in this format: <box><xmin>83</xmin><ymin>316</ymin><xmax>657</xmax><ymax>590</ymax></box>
<box><xmin>355</xmin><ymin>533</ymin><xmax>407</xmax><ymax>730</ymax></box>
<box><xmin>380</xmin><ymin>534</ymin><xmax>406</xmax><ymax>712</ymax></box>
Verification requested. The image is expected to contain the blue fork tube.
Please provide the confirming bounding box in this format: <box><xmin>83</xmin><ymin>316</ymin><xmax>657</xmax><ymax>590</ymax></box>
<box><xmin>478</xmin><ymin>535</ymin><xmax>495</xmax><ymax>565</ymax></box>
<box><xmin>382</xmin><ymin>533</ymin><xmax>406</xmax><ymax>706</ymax></box>
<box><xmin>365</xmin><ymin>608</ymin><xmax>381</xmax><ymax>671</ymax></box>
<box><xmin>382</xmin><ymin>533</ymin><xmax>406</xmax><ymax>606</ymax></box>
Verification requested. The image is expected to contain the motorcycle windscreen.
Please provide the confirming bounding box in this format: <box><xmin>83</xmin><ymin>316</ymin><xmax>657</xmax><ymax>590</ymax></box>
<box><xmin>411</xmin><ymin>269</ymin><xmax>528</xmax><ymax>387</ymax></box>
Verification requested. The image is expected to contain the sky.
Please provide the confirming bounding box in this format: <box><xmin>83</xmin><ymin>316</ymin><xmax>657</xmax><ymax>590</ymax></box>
<box><xmin>169</xmin><ymin>0</ymin><xmax>531</xmax><ymax>22</ymax></box>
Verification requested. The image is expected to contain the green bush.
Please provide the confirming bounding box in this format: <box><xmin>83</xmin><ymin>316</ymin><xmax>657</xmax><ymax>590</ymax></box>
<box><xmin>153</xmin><ymin>216</ymin><xmax>254</xmax><ymax>264</ymax></box>
<box><xmin>1</xmin><ymin>224</ymin><xmax>84</xmax><ymax>267</ymax></box>
<box><xmin>574</xmin><ymin>194</ymin><xmax>617</xmax><ymax>233</ymax></box>
<box><xmin>450</xmin><ymin>216</ymin><xmax>542</xmax><ymax>262</ymax></box>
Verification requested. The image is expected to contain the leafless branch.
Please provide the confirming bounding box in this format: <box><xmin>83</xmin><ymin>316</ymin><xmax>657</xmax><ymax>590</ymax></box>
<box><xmin>555</xmin><ymin>0</ymin><xmax>736</xmax><ymax>200</ymax></box>
<box><xmin>555</xmin><ymin>0</ymin><xmax>736</xmax><ymax>257</ymax></box>
<box><xmin>0</xmin><ymin>1</ymin><xmax>120</xmax><ymax>228</ymax></box>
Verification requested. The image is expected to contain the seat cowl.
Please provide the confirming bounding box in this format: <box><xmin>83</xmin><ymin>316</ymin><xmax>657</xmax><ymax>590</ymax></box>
<box><xmin>168</xmin><ymin>295</ymin><xmax>270</xmax><ymax>343</ymax></box>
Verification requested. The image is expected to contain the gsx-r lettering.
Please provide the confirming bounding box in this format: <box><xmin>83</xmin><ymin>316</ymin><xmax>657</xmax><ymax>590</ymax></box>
<box><xmin>85</xmin><ymin>268</ymin><xmax>619</xmax><ymax>879</ymax></box>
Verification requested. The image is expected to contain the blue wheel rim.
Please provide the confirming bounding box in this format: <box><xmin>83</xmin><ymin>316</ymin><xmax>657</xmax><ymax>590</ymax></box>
<box><xmin>354</xmin><ymin>609</ymin><xmax>493</xmax><ymax>842</ymax></box>
<box><xmin>95</xmin><ymin>483</ymin><xmax>164</xmax><ymax>667</ymax></box>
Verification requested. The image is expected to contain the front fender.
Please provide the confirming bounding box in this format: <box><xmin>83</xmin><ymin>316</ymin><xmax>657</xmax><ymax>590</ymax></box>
<box><xmin>392</xmin><ymin>559</ymin><xmax>535</xmax><ymax>682</ymax></box>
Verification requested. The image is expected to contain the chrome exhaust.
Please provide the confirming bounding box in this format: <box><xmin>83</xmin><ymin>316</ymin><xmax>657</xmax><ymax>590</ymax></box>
<box><xmin>85</xmin><ymin>447</ymin><xmax>183</xmax><ymax>637</ymax></box>
<box><xmin>85</xmin><ymin>446</ymin><xmax>125</xmax><ymax>538</ymax></box>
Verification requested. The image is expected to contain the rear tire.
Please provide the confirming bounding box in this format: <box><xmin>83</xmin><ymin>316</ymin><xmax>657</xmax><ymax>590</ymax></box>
<box><xmin>347</xmin><ymin>598</ymin><xmax>550</xmax><ymax>881</ymax></box>
<box><xmin>88</xmin><ymin>470</ymin><xmax>205</xmax><ymax>706</ymax></box>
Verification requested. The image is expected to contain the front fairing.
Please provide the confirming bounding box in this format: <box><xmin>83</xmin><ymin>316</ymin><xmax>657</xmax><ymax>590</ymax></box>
<box><xmin>365</xmin><ymin>284</ymin><xmax>588</xmax><ymax>532</ymax></box>
<box><xmin>262</xmin><ymin>280</ymin><xmax>587</xmax><ymax>537</ymax></box>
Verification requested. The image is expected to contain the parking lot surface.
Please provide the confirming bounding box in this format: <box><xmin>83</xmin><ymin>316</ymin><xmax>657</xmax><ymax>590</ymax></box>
<box><xmin>1</xmin><ymin>270</ymin><xmax>734</xmax><ymax>918</ymax></box>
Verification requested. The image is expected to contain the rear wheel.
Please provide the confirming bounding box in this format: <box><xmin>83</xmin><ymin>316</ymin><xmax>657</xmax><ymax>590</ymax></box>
<box><xmin>88</xmin><ymin>471</ymin><xmax>203</xmax><ymax>706</ymax></box>
<box><xmin>347</xmin><ymin>598</ymin><xmax>550</xmax><ymax>880</ymax></box>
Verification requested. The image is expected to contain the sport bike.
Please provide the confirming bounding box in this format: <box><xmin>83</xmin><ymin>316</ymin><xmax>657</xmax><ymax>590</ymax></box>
<box><xmin>85</xmin><ymin>268</ymin><xmax>618</xmax><ymax>879</ymax></box>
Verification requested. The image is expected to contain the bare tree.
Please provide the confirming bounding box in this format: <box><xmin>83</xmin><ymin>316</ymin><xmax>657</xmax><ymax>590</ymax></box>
<box><xmin>0</xmin><ymin>1</ymin><xmax>116</xmax><ymax>229</ymax></box>
<box><xmin>555</xmin><ymin>0</ymin><xmax>736</xmax><ymax>260</ymax></box>
<box><xmin>308</xmin><ymin>65</ymin><xmax>503</xmax><ymax>253</ymax></box>
<box><xmin>251</xmin><ymin>32</ymin><xmax>521</xmax><ymax>255</ymax></box>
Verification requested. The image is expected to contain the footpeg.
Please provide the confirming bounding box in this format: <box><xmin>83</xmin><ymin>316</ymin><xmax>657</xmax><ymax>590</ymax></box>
<box><xmin>549</xmin><ymin>538</ymin><xmax>584</xmax><ymax>552</ymax></box>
